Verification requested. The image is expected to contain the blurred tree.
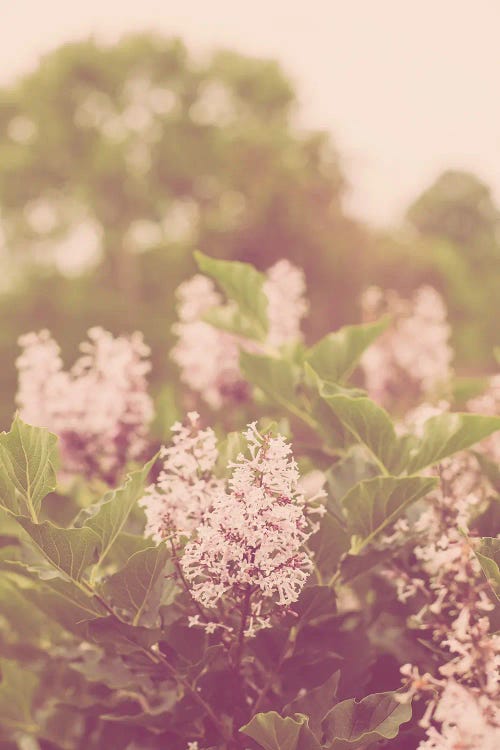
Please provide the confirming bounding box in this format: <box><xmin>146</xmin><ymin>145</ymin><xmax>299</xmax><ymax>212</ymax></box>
<box><xmin>0</xmin><ymin>33</ymin><xmax>367</xmax><ymax>427</ymax></box>
<box><xmin>405</xmin><ymin>170</ymin><xmax>500</xmax><ymax>368</ymax></box>
<box><xmin>407</xmin><ymin>170</ymin><xmax>500</xmax><ymax>265</ymax></box>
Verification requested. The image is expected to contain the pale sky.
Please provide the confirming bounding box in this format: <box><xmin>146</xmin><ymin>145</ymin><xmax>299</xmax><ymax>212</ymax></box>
<box><xmin>1</xmin><ymin>0</ymin><xmax>499</xmax><ymax>225</ymax></box>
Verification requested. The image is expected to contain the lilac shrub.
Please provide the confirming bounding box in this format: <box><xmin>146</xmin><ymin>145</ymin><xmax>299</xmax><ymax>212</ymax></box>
<box><xmin>0</xmin><ymin>254</ymin><xmax>498</xmax><ymax>750</ymax></box>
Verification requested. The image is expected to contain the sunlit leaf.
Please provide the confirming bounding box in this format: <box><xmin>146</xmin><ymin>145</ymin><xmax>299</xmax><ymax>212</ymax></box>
<box><xmin>320</xmin><ymin>391</ymin><xmax>400</xmax><ymax>473</ymax></box>
<box><xmin>240</xmin><ymin>352</ymin><xmax>314</xmax><ymax>427</ymax></box>
<box><xmin>0</xmin><ymin>415</ymin><xmax>58</xmax><ymax>519</ymax></box>
<box><xmin>341</xmin><ymin>476</ymin><xmax>437</xmax><ymax>552</ymax></box>
<box><xmin>15</xmin><ymin>517</ymin><xmax>100</xmax><ymax>581</ymax></box>
<box><xmin>0</xmin><ymin>658</ymin><xmax>40</xmax><ymax>735</ymax></box>
<box><xmin>195</xmin><ymin>251</ymin><xmax>268</xmax><ymax>339</ymax></box>
<box><xmin>322</xmin><ymin>690</ymin><xmax>412</xmax><ymax>748</ymax></box>
<box><xmin>405</xmin><ymin>412</ymin><xmax>500</xmax><ymax>473</ymax></box>
<box><xmin>305</xmin><ymin>319</ymin><xmax>389</xmax><ymax>384</ymax></box>
<box><xmin>475</xmin><ymin>537</ymin><xmax>500</xmax><ymax>600</ymax></box>
<box><xmin>77</xmin><ymin>456</ymin><xmax>157</xmax><ymax>567</ymax></box>
<box><xmin>241</xmin><ymin>711</ymin><xmax>321</xmax><ymax>750</ymax></box>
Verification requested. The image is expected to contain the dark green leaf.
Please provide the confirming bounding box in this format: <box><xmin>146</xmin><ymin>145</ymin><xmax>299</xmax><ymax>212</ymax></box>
<box><xmin>293</xmin><ymin>585</ymin><xmax>337</xmax><ymax>625</ymax></box>
<box><xmin>284</xmin><ymin>671</ymin><xmax>340</xmax><ymax>736</ymax></box>
<box><xmin>307</xmin><ymin>514</ymin><xmax>350</xmax><ymax>581</ymax></box>
<box><xmin>98</xmin><ymin>544</ymin><xmax>171</xmax><ymax>626</ymax></box>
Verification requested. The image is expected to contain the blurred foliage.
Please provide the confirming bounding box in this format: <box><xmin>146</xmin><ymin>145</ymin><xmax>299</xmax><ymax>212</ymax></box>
<box><xmin>0</xmin><ymin>34</ymin><xmax>498</xmax><ymax>428</ymax></box>
<box><xmin>405</xmin><ymin>170</ymin><xmax>500</xmax><ymax>366</ymax></box>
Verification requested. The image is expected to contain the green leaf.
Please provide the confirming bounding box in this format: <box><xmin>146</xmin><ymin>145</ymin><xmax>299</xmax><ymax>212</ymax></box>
<box><xmin>98</xmin><ymin>544</ymin><xmax>171</xmax><ymax>626</ymax></box>
<box><xmin>19</xmin><ymin>576</ymin><xmax>105</xmax><ymax>636</ymax></box>
<box><xmin>340</xmin><ymin>548</ymin><xmax>394</xmax><ymax>582</ymax></box>
<box><xmin>195</xmin><ymin>251</ymin><xmax>268</xmax><ymax>339</ymax></box>
<box><xmin>322</xmin><ymin>690</ymin><xmax>412</xmax><ymax>749</ymax></box>
<box><xmin>305</xmin><ymin>319</ymin><xmax>389</xmax><ymax>384</ymax></box>
<box><xmin>307</xmin><ymin>514</ymin><xmax>350</xmax><ymax>581</ymax></box>
<box><xmin>15</xmin><ymin>517</ymin><xmax>100</xmax><ymax>581</ymax></box>
<box><xmin>475</xmin><ymin>537</ymin><xmax>500</xmax><ymax>600</ymax></box>
<box><xmin>86</xmin><ymin>616</ymin><xmax>162</xmax><ymax>654</ymax></box>
<box><xmin>77</xmin><ymin>456</ymin><xmax>156</xmax><ymax>567</ymax></box>
<box><xmin>204</xmin><ymin>303</ymin><xmax>265</xmax><ymax>341</ymax></box>
<box><xmin>0</xmin><ymin>415</ymin><xmax>58</xmax><ymax>520</ymax></box>
<box><xmin>241</xmin><ymin>711</ymin><xmax>321</xmax><ymax>750</ymax></box>
<box><xmin>342</xmin><ymin>476</ymin><xmax>437</xmax><ymax>552</ymax></box>
<box><xmin>284</xmin><ymin>671</ymin><xmax>340</xmax><ymax>736</ymax></box>
<box><xmin>240</xmin><ymin>352</ymin><xmax>315</xmax><ymax>428</ymax></box>
<box><xmin>320</xmin><ymin>391</ymin><xmax>399</xmax><ymax>473</ymax></box>
<box><xmin>405</xmin><ymin>413</ymin><xmax>500</xmax><ymax>473</ymax></box>
<box><xmin>292</xmin><ymin>585</ymin><xmax>337</xmax><ymax>625</ymax></box>
<box><xmin>0</xmin><ymin>658</ymin><xmax>39</xmax><ymax>734</ymax></box>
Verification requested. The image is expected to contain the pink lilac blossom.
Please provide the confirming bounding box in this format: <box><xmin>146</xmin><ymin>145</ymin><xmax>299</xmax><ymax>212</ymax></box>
<box><xmin>360</xmin><ymin>285</ymin><xmax>453</xmax><ymax>410</ymax></box>
<box><xmin>399</xmin><ymin>669</ymin><xmax>500</xmax><ymax>750</ymax></box>
<box><xmin>180</xmin><ymin>423</ymin><xmax>314</xmax><ymax>635</ymax></box>
<box><xmin>172</xmin><ymin>259</ymin><xmax>308</xmax><ymax>409</ymax></box>
<box><xmin>16</xmin><ymin>327</ymin><xmax>153</xmax><ymax>484</ymax></box>
<box><xmin>389</xmin><ymin>452</ymin><xmax>499</xmax><ymax>749</ymax></box>
<box><xmin>139</xmin><ymin>412</ymin><xmax>223</xmax><ymax>542</ymax></box>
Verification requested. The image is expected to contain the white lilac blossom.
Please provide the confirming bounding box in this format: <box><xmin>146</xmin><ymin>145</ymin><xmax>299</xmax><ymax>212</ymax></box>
<box><xmin>16</xmin><ymin>327</ymin><xmax>153</xmax><ymax>484</ymax></box>
<box><xmin>139</xmin><ymin>412</ymin><xmax>224</xmax><ymax>542</ymax></box>
<box><xmin>180</xmin><ymin>423</ymin><xmax>314</xmax><ymax>635</ymax></box>
<box><xmin>467</xmin><ymin>373</ymin><xmax>500</xmax><ymax>463</ymax></box>
<box><xmin>360</xmin><ymin>285</ymin><xmax>453</xmax><ymax>410</ymax></box>
<box><xmin>172</xmin><ymin>259</ymin><xmax>308</xmax><ymax>409</ymax></box>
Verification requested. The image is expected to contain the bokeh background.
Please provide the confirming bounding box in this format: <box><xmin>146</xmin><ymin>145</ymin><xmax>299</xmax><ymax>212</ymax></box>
<box><xmin>0</xmin><ymin>1</ymin><xmax>499</xmax><ymax>427</ymax></box>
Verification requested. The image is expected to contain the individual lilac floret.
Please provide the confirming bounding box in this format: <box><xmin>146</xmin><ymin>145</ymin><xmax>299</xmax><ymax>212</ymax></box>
<box><xmin>171</xmin><ymin>259</ymin><xmax>308</xmax><ymax>409</ymax></box>
<box><xmin>180</xmin><ymin>423</ymin><xmax>313</xmax><ymax>635</ymax></box>
<box><xmin>360</xmin><ymin>285</ymin><xmax>453</xmax><ymax>411</ymax></box>
<box><xmin>139</xmin><ymin>411</ymin><xmax>224</xmax><ymax>542</ymax></box>
<box><xmin>16</xmin><ymin>327</ymin><xmax>153</xmax><ymax>484</ymax></box>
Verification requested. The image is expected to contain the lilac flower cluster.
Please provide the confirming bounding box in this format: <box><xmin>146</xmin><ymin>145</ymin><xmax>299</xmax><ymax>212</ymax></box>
<box><xmin>360</xmin><ymin>285</ymin><xmax>453</xmax><ymax>410</ymax></box>
<box><xmin>139</xmin><ymin>411</ymin><xmax>223</xmax><ymax>542</ymax></box>
<box><xmin>389</xmin><ymin>453</ymin><xmax>499</xmax><ymax>747</ymax></box>
<box><xmin>16</xmin><ymin>327</ymin><xmax>153</xmax><ymax>484</ymax></box>
<box><xmin>141</xmin><ymin>418</ymin><xmax>317</xmax><ymax>636</ymax></box>
<box><xmin>172</xmin><ymin>259</ymin><xmax>308</xmax><ymax>409</ymax></box>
